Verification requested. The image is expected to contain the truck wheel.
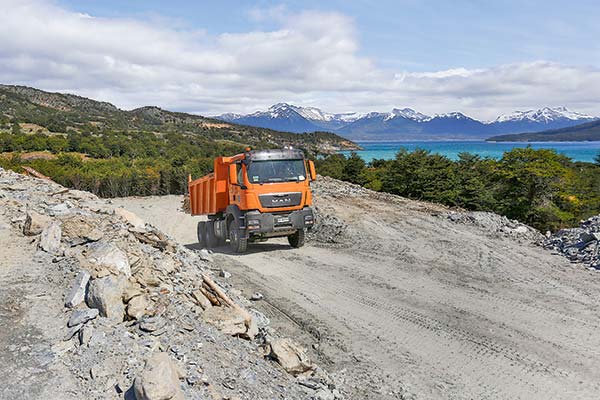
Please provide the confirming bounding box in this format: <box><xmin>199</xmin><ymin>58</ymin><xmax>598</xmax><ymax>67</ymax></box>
<box><xmin>288</xmin><ymin>229</ymin><xmax>305</xmax><ymax>248</ymax></box>
<box><xmin>229</xmin><ymin>220</ymin><xmax>247</xmax><ymax>253</ymax></box>
<box><xmin>197</xmin><ymin>221</ymin><xmax>206</xmax><ymax>247</ymax></box>
<box><xmin>205</xmin><ymin>220</ymin><xmax>218</xmax><ymax>248</ymax></box>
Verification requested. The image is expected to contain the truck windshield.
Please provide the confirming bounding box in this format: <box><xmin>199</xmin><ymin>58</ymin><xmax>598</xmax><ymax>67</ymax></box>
<box><xmin>246</xmin><ymin>159</ymin><xmax>306</xmax><ymax>183</ymax></box>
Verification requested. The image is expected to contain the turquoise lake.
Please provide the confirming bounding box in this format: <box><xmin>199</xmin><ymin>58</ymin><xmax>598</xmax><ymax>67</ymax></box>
<box><xmin>341</xmin><ymin>141</ymin><xmax>600</xmax><ymax>163</ymax></box>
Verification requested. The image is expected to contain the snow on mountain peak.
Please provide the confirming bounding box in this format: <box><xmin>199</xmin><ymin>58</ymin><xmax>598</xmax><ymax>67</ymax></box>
<box><xmin>433</xmin><ymin>112</ymin><xmax>470</xmax><ymax>120</ymax></box>
<box><xmin>391</xmin><ymin>108</ymin><xmax>431</xmax><ymax>121</ymax></box>
<box><xmin>493</xmin><ymin>107</ymin><xmax>594</xmax><ymax>124</ymax></box>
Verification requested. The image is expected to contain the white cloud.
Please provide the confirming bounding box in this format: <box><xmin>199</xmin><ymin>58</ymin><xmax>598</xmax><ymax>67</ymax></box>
<box><xmin>0</xmin><ymin>0</ymin><xmax>599</xmax><ymax>120</ymax></box>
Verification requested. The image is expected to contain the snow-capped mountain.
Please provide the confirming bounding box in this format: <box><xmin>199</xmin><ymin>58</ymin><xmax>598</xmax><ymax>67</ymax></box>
<box><xmin>215</xmin><ymin>104</ymin><xmax>597</xmax><ymax>140</ymax></box>
<box><xmin>493</xmin><ymin>107</ymin><xmax>594</xmax><ymax>123</ymax></box>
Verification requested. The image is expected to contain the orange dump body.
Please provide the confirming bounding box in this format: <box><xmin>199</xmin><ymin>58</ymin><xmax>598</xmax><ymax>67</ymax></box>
<box><xmin>188</xmin><ymin>157</ymin><xmax>233</xmax><ymax>216</ymax></box>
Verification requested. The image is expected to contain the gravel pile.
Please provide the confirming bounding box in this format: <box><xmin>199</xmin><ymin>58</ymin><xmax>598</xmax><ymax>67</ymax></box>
<box><xmin>542</xmin><ymin>215</ymin><xmax>600</xmax><ymax>270</ymax></box>
<box><xmin>0</xmin><ymin>167</ymin><xmax>340</xmax><ymax>400</ymax></box>
<box><xmin>444</xmin><ymin>211</ymin><xmax>543</xmax><ymax>242</ymax></box>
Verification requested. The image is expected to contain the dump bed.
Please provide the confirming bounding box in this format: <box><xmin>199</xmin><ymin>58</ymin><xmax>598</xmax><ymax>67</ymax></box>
<box><xmin>188</xmin><ymin>157</ymin><xmax>230</xmax><ymax>216</ymax></box>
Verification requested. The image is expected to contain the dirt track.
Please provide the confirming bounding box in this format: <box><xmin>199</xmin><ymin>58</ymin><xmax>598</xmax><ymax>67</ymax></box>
<box><xmin>114</xmin><ymin>179</ymin><xmax>600</xmax><ymax>400</ymax></box>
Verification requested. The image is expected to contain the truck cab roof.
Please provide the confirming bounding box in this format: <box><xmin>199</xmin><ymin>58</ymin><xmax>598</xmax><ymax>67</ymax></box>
<box><xmin>247</xmin><ymin>148</ymin><xmax>305</xmax><ymax>161</ymax></box>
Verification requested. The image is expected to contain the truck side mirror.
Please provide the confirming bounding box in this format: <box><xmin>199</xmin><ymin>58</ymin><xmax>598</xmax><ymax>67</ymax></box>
<box><xmin>308</xmin><ymin>160</ymin><xmax>317</xmax><ymax>181</ymax></box>
<box><xmin>229</xmin><ymin>164</ymin><xmax>238</xmax><ymax>185</ymax></box>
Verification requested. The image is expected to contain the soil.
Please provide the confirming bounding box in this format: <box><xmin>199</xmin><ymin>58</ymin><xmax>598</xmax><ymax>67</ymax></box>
<box><xmin>113</xmin><ymin>178</ymin><xmax>600</xmax><ymax>400</ymax></box>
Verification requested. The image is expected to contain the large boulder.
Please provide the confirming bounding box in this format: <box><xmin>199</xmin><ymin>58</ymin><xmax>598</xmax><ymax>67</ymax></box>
<box><xmin>85</xmin><ymin>242</ymin><xmax>131</xmax><ymax>277</ymax></box>
<box><xmin>133</xmin><ymin>352</ymin><xmax>184</xmax><ymax>400</ymax></box>
<box><xmin>60</xmin><ymin>215</ymin><xmax>103</xmax><ymax>246</ymax></box>
<box><xmin>86</xmin><ymin>275</ymin><xmax>127</xmax><ymax>323</ymax></box>
<box><xmin>23</xmin><ymin>211</ymin><xmax>52</xmax><ymax>236</ymax></box>
<box><xmin>39</xmin><ymin>221</ymin><xmax>62</xmax><ymax>254</ymax></box>
<box><xmin>268</xmin><ymin>338</ymin><xmax>315</xmax><ymax>376</ymax></box>
<box><xmin>202</xmin><ymin>306</ymin><xmax>257</xmax><ymax>339</ymax></box>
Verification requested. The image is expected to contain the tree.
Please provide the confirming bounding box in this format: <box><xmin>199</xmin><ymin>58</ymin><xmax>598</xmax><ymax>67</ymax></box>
<box><xmin>495</xmin><ymin>147</ymin><xmax>570</xmax><ymax>228</ymax></box>
<box><xmin>595</xmin><ymin>152</ymin><xmax>600</xmax><ymax>165</ymax></box>
<box><xmin>11</xmin><ymin>122</ymin><xmax>21</xmax><ymax>135</ymax></box>
<box><xmin>341</xmin><ymin>152</ymin><xmax>367</xmax><ymax>185</ymax></box>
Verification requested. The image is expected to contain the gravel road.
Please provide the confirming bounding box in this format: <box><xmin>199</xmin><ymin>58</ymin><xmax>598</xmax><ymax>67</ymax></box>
<box><xmin>113</xmin><ymin>178</ymin><xmax>600</xmax><ymax>400</ymax></box>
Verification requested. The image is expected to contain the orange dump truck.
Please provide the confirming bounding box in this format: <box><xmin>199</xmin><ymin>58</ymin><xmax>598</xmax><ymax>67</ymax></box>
<box><xmin>188</xmin><ymin>148</ymin><xmax>317</xmax><ymax>253</ymax></box>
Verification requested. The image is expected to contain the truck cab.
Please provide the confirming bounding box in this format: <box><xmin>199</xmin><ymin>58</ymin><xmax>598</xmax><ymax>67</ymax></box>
<box><xmin>188</xmin><ymin>148</ymin><xmax>316</xmax><ymax>253</ymax></box>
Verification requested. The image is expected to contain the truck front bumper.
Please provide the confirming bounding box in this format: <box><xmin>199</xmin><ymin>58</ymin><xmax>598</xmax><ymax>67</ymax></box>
<box><xmin>244</xmin><ymin>207</ymin><xmax>315</xmax><ymax>234</ymax></box>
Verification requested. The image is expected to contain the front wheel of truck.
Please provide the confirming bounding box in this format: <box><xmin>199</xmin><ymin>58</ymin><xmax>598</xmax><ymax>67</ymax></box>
<box><xmin>228</xmin><ymin>220</ymin><xmax>248</xmax><ymax>253</ymax></box>
<box><xmin>288</xmin><ymin>229</ymin><xmax>305</xmax><ymax>248</ymax></box>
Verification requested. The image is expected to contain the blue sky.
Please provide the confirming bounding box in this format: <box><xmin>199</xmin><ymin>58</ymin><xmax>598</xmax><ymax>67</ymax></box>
<box><xmin>56</xmin><ymin>0</ymin><xmax>600</xmax><ymax>70</ymax></box>
<box><xmin>2</xmin><ymin>0</ymin><xmax>599</xmax><ymax>119</ymax></box>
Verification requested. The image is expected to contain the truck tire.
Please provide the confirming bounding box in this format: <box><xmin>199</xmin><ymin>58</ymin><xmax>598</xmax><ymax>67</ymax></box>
<box><xmin>205</xmin><ymin>220</ymin><xmax>218</xmax><ymax>249</ymax></box>
<box><xmin>197</xmin><ymin>221</ymin><xmax>206</xmax><ymax>247</ymax></box>
<box><xmin>288</xmin><ymin>229</ymin><xmax>305</xmax><ymax>248</ymax></box>
<box><xmin>229</xmin><ymin>220</ymin><xmax>247</xmax><ymax>253</ymax></box>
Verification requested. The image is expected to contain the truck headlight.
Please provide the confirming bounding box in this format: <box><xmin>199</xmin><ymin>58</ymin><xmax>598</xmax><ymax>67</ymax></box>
<box><xmin>247</xmin><ymin>219</ymin><xmax>261</xmax><ymax>229</ymax></box>
<box><xmin>304</xmin><ymin>215</ymin><xmax>314</xmax><ymax>225</ymax></box>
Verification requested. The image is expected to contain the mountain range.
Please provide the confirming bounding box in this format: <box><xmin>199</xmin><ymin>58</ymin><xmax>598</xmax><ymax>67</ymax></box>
<box><xmin>216</xmin><ymin>104</ymin><xmax>598</xmax><ymax>140</ymax></box>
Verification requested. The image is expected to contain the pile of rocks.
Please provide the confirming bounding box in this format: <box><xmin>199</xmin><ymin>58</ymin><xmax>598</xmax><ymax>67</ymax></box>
<box><xmin>0</xmin><ymin>168</ymin><xmax>340</xmax><ymax>399</ymax></box>
<box><xmin>444</xmin><ymin>211</ymin><xmax>543</xmax><ymax>242</ymax></box>
<box><xmin>542</xmin><ymin>214</ymin><xmax>600</xmax><ymax>270</ymax></box>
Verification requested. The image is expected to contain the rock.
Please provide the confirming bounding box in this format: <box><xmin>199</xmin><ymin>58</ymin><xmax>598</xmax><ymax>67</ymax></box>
<box><xmin>23</xmin><ymin>211</ymin><xmax>52</xmax><ymax>236</ymax></box>
<box><xmin>126</xmin><ymin>295</ymin><xmax>150</xmax><ymax>320</ymax></box>
<box><xmin>86</xmin><ymin>275</ymin><xmax>127</xmax><ymax>323</ymax></box>
<box><xmin>139</xmin><ymin>316</ymin><xmax>167</xmax><ymax>333</ymax></box>
<box><xmin>64</xmin><ymin>324</ymin><xmax>83</xmax><ymax>341</ymax></box>
<box><xmin>68</xmin><ymin>308</ymin><xmax>99</xmax><ymax>327</ymax></box>
<box><xmin>86</xmin><ymin>242</ymin><xmax>131</xmax><ymax>277</ymax></box>
<box><xmin>65</xmin><ymin>270</ymin><xmax>91</xmax><ymax>308</ymax></box>
<box><xmin>78</xmin><ymin>325</ymin><xmax>93</xmax><ymax>346</ymax></box>
<box><xmin>268</xmin><ymin>338</ymin><xmax>315</xmax><ymax>376</ymax></box>
<box><xmin>198</xmin><ymin>248</ymin><xmax>213</xmax><ymax>262</ymax></box>
<box><xmin>47</xmin><ymin>203</ymin><xmax>70</xmax><ymax>216</ymax></box>
<box><xmin>313</xmin><ymin>389</ymin><xmax>336</xmax><ymax>400</ymax></box>
<box><xmin>191</xmin><ymin>289</ymin><xmax>212</xmax><ymax>310</ymax></box>
<box><xmin>60</xmin><ymin>215</ymin><xmax>103</xmax><ymax>245</ymax></box>
<box><xmin>202</xmin><ymin>306</ymin><xmax>249</xmax><ymax>337</ymax></box>
<box><xmin>115</xmin><ymin>207</ymin><xmax>145</xmax><ymax>230</ymax></box>
<box><xmin>133</xmin><ymin>352</ymin><xmax>184</xmax><ymax>400</ymax></box>
<box><xmin>219</xmin><ymin>270</ymin><xmax>231</xmax><ymax>279</ymax></box>
<box><xmin>122</xmin><ymin>284</ymin><xmax>144</xmax><ymax>302</ymax></box>
<box><xmin>39</xmin><ymin>221</ymin><xmax>62</xmax><ymax>254</ymax></box>
<box><xmin>250</xmin><ymin>292</ymin><xmax>264</xmax><ymax>301</ymax></box>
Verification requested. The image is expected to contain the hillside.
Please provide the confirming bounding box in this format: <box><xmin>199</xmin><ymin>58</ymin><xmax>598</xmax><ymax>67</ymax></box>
<box><xmin>0</xmin><ymin>85</ymin><xmax>359</xmax><ymax>153</ymax></box>
<box><xmin>487</xmin><ymin>118</ymin><xmax>600</xmax><ymax>142</ymax></box>
<box><xmin>0</xmin><ymin>85</ymin><xmax>358</xmax><ymax>197</ymax></box>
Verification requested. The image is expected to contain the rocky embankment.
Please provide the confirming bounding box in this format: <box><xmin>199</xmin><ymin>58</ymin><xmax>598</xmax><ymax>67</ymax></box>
<box><xmin>0</xmin><ymin>168</ymin><xmax>339</xmax><ymax>400</ymax></box>
<box><xmin>543</xmin><ymin>215</ymin><xmax>600</xmax><ymax>270</ymax></box>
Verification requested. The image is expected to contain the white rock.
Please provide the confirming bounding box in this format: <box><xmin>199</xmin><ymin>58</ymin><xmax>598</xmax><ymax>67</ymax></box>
<box><xmin>39</xmin><ymin>221</ymin><xmax>62</xmax><ymax>254</ymax></box>
<box><xmin>65</xmin><ymin>270</ymin><xmax>91</xmax><ymax>308</ymax></box>
<box><xmin>86</xmin><ymin>275</ymin><xmax>127</xmax><ymax>323</ymax></box>
<box><xmin>87</xmin><ymin>242</ymin><xmax>131</xmax><ymax>277</ymax></box>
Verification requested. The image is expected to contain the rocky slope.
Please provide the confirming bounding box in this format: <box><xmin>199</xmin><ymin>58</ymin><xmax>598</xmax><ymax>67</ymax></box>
<box><xmin>0</xmin><ymin>168</ymin><xmax>340</xmax><ymax>400</ymax></box>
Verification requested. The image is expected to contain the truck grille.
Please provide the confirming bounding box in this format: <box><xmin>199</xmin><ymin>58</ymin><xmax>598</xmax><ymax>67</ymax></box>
<box><xmin>259</xmin><ymin>192</ymin><xmax>302</xmax><ymax>208</ymax></box>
